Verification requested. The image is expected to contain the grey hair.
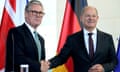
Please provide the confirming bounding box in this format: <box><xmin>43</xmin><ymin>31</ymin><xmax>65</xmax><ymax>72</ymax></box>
<box><xmin>25</xmin><ymin>0</ymin><xmax>43</xmax><ymax>12</ymax></box>
<box><xmin>80</xmin><ymin>6</ymin><xmax>98</xmax><ymax>16</ymax></box>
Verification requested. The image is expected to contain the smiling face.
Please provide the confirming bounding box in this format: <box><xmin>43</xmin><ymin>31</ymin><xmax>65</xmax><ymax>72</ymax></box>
<box><xmin>25</xmin><ymin>3</ymin><xmax>44</xmax><ymax>29</ymax></box>
<box><xmin>80</xmin><ymin>6</ymin><xmax>99</xmax><ymax>32</ymax></box>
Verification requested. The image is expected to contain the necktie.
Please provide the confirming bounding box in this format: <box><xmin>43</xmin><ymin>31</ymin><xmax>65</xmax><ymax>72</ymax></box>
<box><xmin>34</xmin><ymin>31</ymin><xmax>41</xmax><ymax>60</ymax></box>
<box><xmin>88</xmin><ymin>33</ymin><xmax>94</xmax><ymax>60</ymax></box>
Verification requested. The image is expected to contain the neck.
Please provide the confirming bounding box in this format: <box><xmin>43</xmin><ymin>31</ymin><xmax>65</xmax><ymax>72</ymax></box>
<box><xmin>85</xmin><ymin>27</ymin><xmax>96</xmax><ymax>32</ymax></box>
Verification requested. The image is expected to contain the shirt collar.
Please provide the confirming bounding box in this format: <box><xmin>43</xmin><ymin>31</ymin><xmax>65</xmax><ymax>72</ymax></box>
<box><xmin>25</xmin><ymin>21</ymin><xmax>36</xmax><ymax>34</ymax></box>
<box><xmin>83</xmin><ymin>28</ymin><xmax>97</xmax><ymax>36</ymax></box>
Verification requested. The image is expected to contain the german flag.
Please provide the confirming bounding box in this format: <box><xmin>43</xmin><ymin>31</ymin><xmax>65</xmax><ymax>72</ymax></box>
<box><xmin>52</xmin><ymin>0</ymin><xmax>87</xmax><ymax>72</ymax></box>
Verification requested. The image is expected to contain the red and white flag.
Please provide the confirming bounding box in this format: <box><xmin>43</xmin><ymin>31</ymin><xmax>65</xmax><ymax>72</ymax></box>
<box><xmin>0</xmin><ymin>0</ymin><xmax>28</xmax><ymax>71</ymax></box>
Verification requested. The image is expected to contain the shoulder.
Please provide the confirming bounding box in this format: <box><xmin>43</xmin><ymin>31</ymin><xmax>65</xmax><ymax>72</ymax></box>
<box><xmin>9</xmin><ymin>24</ymin><xmax>24</xmax><ymax>31</ymax></box>
<box><xmin>8</xmin><ymin>24</ymin><xmax>26</xmax><ymax>37</ymax></box>
<box><xmin>97</xmin><ymin>30</ymin><xmax>113</xmax><ymax>39</ymax></box>
<box><xmin>67</xmin><ymin>30</ymin><xmax>83</xmax><ymax>40</ymax></box>
<box><xmin>69</xmin><ymin>30</ymin><xmax>83</xmax><ymax>37</ymax></box>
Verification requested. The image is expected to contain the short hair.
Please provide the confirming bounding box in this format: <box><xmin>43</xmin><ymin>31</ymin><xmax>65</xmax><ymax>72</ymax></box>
<box><xmin>25</xmin><ymin>0</ymin><xmax>43</xmax><ymax>12</ymax></box>
<box><xmin>80</xmin><ymin>6</ymin><xmax>98</xmax><ymax>16</ymax></box>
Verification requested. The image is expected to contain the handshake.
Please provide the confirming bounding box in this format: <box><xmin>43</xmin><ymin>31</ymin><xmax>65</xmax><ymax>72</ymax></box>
<box><xmin>40</xmin><ymin>60</ymin><xmax>51</xmax><ymax>72</ymax></box>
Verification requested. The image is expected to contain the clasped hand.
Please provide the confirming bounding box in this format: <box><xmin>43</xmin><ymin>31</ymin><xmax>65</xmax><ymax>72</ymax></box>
<box><xmin>88</xmin><ymin>64</ymin><xmax>104</xmax><ymax>72</ymax></box>
<box><xmin>40</xmin><ymin>60</ymin><xmax>50</xmax><ymax>72</ymax></box>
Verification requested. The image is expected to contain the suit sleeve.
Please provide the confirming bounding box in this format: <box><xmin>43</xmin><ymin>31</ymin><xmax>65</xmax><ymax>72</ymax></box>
<box><xmin>5</xmin><ymin>29</ymin><xmax>15</xmax><ymax>71</ymax></box>
<box><xmin>102</xmin><ymin>35</ymin><xmax>118</xmax><ymax>72</ymax></box>
<box><xmin>49</xmin><ymin>36</ymin><xmax>73</xmax><ymax>68</ymax></box>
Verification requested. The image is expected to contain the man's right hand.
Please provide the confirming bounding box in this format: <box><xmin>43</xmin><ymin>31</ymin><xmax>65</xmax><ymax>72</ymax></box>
<box><xmin>40</xmin><ymin>60</ymin><xmax>50</xmax><ymax>72</ymax></box>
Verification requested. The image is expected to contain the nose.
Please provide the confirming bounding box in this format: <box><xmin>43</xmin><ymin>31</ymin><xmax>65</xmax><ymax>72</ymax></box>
<box><xmin>36</xmin><ymin>14</ymin><xmax>44</xmax><ymax>18</ymax></box>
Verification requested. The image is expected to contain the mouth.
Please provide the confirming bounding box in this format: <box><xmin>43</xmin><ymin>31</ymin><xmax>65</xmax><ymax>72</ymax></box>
<box><xmin>88</xmin><ymin>22</ymin><xmax>94</xmax><ymax>24</ymax></box>
<box><xmin>87</xmin><ymin>20</ymin><xmax>96</xmax><ymax>24</ymax></box>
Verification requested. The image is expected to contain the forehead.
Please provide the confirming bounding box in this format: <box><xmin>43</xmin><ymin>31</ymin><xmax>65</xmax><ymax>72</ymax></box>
<box><xmin>29</xmin><ymin>4</ymin><xmax>43</xmax><ymax>10</ymax></box>
<box><xmin>83</xmin><ymin>7</ymin><xmax>98</xmax><ymax>15</ymax></box>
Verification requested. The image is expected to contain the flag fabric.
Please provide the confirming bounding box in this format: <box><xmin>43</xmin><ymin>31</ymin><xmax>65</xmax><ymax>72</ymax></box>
<box><xmin>52</xmin><ymin>0</ymin><xmax>87</xmax><ymax>72</ymax></box>
<box><xmin>114</xmin><ymin>37</ymin><xmax>120</xmax><ymax>72</ymax></box>
<box><xmin>0</xmin><ymin>0</ymin><xmax>28</xmax><ymax>71</ymax></box>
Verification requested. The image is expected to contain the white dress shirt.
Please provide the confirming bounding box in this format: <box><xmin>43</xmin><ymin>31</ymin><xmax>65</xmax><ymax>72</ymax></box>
<box><xmin>25</xmin><ymin>21</ymin><xmax>36</xmax><ymax>38</ymax></box>
<box><xmin>83</xmin><ymin>28</ymin><xmax>97</xmax><ymax>54</ymax></box>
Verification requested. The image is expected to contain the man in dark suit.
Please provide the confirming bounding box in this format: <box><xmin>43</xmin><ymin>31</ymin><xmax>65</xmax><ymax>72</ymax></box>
<box><xmin>41</xmin><ymin>6</ymin><xmax>118</xmax><ymax>72</ymax></box>
<box><xmin>5</xmin><ymin>0</ymin><xmax>49</xmax><ymax>72</ymax></box>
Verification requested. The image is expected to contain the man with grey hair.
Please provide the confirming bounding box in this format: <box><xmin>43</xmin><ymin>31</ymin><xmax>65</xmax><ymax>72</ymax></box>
<box><xmin>5</xmin><ymin>0</ymin><xmax>48</xmax><ymax>72</ymax></box>
<box><xmin>41</xmin><ymin>6</ymin><xmax>118</xmax><ymax>72</ymax></box>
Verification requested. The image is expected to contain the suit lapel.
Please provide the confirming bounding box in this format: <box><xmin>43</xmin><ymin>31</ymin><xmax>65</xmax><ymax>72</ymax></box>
<box><xmin>22</xmin><ymin>24</ymin><xmax>39</xmax><ymax>59</ymax></box>
<box><xmin>94</xmin><ymin>30</ymin><xmax>103</xmax><ymax>58</ymax></box>
<box><xmin>77</xmin><ymin>30</ymin><xmax>90</xmax><ymax>61</ymax></box>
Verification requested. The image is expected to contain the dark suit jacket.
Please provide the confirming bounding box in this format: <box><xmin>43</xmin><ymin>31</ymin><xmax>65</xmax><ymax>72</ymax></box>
<box><xmin>5</xmin><ymin>24</ymin><xmax>45</xmax><ymax>72</ymax></box>
<box><xmin>49</xmin><ymin>30</ymin><xmax>117</xmax><ymax>72</ymax></box>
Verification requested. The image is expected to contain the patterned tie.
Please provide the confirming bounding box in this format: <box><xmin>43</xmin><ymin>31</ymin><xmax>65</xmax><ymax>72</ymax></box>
<box><xmin>34</xmin><ymin>31</ymin><xmax>41</xmax><ymax>60</ymax></box>
<box><xmin>88</xmin><ymin>33</ymin><xmax>94</xmax><ymax>60</ymax></box>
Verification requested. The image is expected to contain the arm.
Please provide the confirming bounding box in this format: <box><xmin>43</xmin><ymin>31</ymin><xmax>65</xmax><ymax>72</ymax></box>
<box><xmin>102</xmin><ymin>35</ymin><xmax>118</xmax><ymax>71</ymax></box>
<box><xmin>49</xmin><ymin>36</ymin><xmax>73</xmax><ymax>69</ymax></box>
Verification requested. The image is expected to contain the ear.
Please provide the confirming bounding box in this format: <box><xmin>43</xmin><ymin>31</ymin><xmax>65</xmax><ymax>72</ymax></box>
<box><xmin>80</xmin><ymin>16</ymin><xmax>83</xmax><ymax>22</ymax></box>
<box><xmin>97</xmin><ymin>16</ymin><xmax>99</xmax><ymax>20</ymax></box>
<box><xmin>25</xmin><ymin>11</ymin><xmax>28</xmax><ymax>18</ymax></box>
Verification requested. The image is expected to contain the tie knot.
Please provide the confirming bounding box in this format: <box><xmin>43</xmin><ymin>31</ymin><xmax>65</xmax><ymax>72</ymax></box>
<box><xmin>34</xmin><ymin>31</ymin><xmax>38</xmax><ymax>38</ymax></box>
<box><xmin>88</xmin><ymin>33</ymin><xmax>93</xmax><ymax>36</ymax></box>
<box><xmin>34</xmin><ymin>31</ymin><xmax>37</xmax><ymax>35</ymax></box>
